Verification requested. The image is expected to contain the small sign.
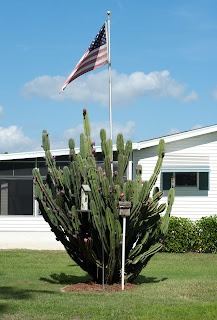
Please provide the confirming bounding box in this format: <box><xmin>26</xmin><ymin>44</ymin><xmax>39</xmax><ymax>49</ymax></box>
<box><xmin>119</xmin><ymin>201</ymin><xmax>131</xmax><ymax>217</ymax></box>
<box><xmin>81</xmin><ymin>184</ymin><xmax>91</xmax><ymax>211</ymax></box>
<box><xmin>171</xmin><ymin>177</ymin><xmax>175</xmax><ymax>188</ymax></box>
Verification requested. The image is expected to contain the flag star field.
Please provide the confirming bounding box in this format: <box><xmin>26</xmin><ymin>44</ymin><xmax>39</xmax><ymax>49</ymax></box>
<box><xmin>89</xmin><ymin>24</ymin><xmax>107</xmax><ymax>51</ymax></box>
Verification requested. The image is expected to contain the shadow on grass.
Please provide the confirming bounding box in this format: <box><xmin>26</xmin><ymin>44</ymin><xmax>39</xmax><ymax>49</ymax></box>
<box><xmin>40</xmin><ymin>273</ymin><xmax>168</xmax><ymax>286</ymax></box>
<box><xmin>0</xmin><ymin>286</ymin><xmax>55</xmax><ymax>315</ymax></box>
<box><xmin>134</xmin><ymin>275</ymin><xmax>168</xmax><ymax>284</ymax></box>
<box><xmin>0</xmin><ymin>303</ymin><xmax>10</xmax><ymax>315</ymax></box>
<box><xmin>0</xmin><ymin>286</ymin><xmax>32</xmax><ymax>300</ymax></box>
<box><xmin>68</xmin><ymin>264</ymin><xmax>78</xmax><ymax>267</ymax></box>
<box><xmin>40</xmin><ymin>272</ymin><xmax>91</xmax><ymax>285</ymax></box>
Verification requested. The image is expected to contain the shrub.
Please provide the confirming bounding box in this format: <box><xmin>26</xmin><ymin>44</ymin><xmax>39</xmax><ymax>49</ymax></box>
<box><xmin>157</xmin><ymin>215</ymin><xmax>217</xmax><ymax>253</ymax></box>
<box><xmin>160</xmin><ymin>217</ymin><xmax>200</xmax><ymax>252</ymax></box>
<box><xmin>196</xmin><ymin>215</ymin><xmax>217</xmax><ymax>253</ymax></box>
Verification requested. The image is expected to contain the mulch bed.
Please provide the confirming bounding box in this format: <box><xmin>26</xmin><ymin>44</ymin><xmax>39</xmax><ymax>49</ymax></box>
<box><xmin>61</xmin><ymin>281</ymin><xmax>137</xmax><ymax>293</ymax></box>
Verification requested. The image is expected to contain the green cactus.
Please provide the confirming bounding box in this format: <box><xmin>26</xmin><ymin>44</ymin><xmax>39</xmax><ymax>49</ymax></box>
<box><xmin>33</xmin><ymin>109</ymin><xmax>175</xmax><ymax>284</ymax></box>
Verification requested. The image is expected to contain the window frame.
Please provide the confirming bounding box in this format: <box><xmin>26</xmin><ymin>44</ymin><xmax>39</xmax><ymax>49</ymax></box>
<box><xmin>0</xmin><ymin>176</ymin><xmax>35</xmax><ymax>216</ymax></box>
<box><xmin>162</xmin><ymin>171</ymin><xmax>209</xmax><ymax>190</ymax></box>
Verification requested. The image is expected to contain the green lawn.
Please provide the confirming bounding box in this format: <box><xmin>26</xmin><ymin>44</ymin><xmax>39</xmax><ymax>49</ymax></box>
<box><xmin>0</xmin><ymin>250</ymin><xmax>216</xmax><ymax>320</ymax></box>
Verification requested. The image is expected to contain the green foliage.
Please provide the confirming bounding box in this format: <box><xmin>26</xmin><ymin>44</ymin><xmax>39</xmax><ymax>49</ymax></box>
<box><xmin>33</xmin><ymin>109</ymin><xmax>174</xmax><ymax>284</ymax></box>
<box><xmin>158</xmin><ymin>217</ymin><xmax>200</xmax><ymax>252</ymax></box>
<box><xmin>156</xmin><ymin>215</ymin><xmax>217</xmax><ymax>253</ymax></box>
<box><xmin>196</xmin><ymin>215</ymin><xmax>217</xmax><ymax>253</ymax></box>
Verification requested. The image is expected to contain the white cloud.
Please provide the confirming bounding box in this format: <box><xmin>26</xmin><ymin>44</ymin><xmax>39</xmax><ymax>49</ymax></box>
<box><xmin>167</xmin><ymin>127</ymin><xmax>180</xmax><ymax>135</ymax></box>
<box><xmin>0</xmin><ymin>126</ymin><xmax>35</xmax><ymax>153</ymax></box>
<box><xmin>212</xmin><ymin>86</ymin><xmax>217</xmax><ymax>101</ymax></box>
<box><xmin>182</xmin><ymin>90</ymin><xmax>198</xmax><ymax>103</ymax></box>
<box><xmin>191</xmin><ymin>124</ymin><xmax>202</xmax><ymax>130</ymax></box>
<box><xmin>167</xmin><ymin>123</ymin><xmax>203</xmax><ymax>136</ymax></box>
<box><xmin>0</xmin><ymin>106</ymin><xmax>4</xmax><ymax>118</ymax></box>
<box><xmin>21</xmin><ymin>70</ymin><xmax>198</xmax><ymax>107</ymax></box>
<box><xmin>50</xmin><ymin>120</ymin><xmax>136</xmax><ymax>149</ymax></box>
<box><xmin>0</xmin><ymin>120</ymin><xmax>136</xmax><ymax>154</ymax></box>
<box><xmin>21</xmin><ymin>75</ymin><xmax>64</xmax><ymax>101</ymax></box>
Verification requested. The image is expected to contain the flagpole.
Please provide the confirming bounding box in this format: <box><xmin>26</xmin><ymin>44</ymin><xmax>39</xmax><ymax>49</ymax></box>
<box><xmin>107</xmin><ymin>11</ymin><xmax>113</xmax><ymax>171</ymax></box>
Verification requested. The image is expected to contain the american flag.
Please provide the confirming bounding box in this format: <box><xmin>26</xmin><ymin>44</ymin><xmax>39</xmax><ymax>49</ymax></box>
<box><xmin>60</xmin><ymin>23</ymin><xmax>108</xmax><ymax>92</ymax></box>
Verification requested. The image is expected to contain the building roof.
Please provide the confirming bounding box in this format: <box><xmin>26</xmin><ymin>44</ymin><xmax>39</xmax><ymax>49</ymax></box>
<box><xmin>1</xmin><ymin>124</ymin><xmax>217</xmax><ymax>161</ymax></box>
<box><xmin>134</xmin><ymin>124</ymin><xmax>217</xmax><ymax>150</ymax></box>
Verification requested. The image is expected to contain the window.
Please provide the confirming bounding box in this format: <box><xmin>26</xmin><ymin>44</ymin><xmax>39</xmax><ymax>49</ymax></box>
<box><xmin>0</xmin><ymin>152</ymin><xmax>123</xmax><ymax>216</ymax></box>
<box><xmin>199</xmin><ymin>172</ymin><xmax>209</xmax><ymax>190</ymax></box>
<box><xmin>162</xmin><ymin>172</ymin><xmax>209</xmax><ymax>190</ymax></box>
<box><xmin>0</xmin><ymin>162</ymin><xmax>13</xmax><ymax>176</ymax></box>
<box><xmin>0</xmin><ymin>180</ymin><xmax>33</xmax><ymax>215</ymax></box>
<box><xmin>176</xmin><ymin>172</ymin><xmax>197</xmax><ymax>187</ymax></box>
<box><xmin>14</xmin><ymin>162</ymin><xmax>34</xmax><ymax>176</ymax></box>
<box><xmin>38</xmin><ymin>162</ymin><xmax>48</xmax><ymax>176</ymax></box>
<box><xmin>0</xmin><ymin>161</ymin><xmax>35</xmax><ymax>215</ymax></box>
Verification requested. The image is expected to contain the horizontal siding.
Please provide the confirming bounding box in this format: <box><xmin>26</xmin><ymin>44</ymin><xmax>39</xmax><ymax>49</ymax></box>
<box><xmin>0</xmin><ymin>216</ymin><xmax>50</xmax><ymax>232</ymax></box>
<box><xmin>133</xmin><ymin>132</ymin><xmax>217</xmax><ymax>220</ymax></box>
<box><xmin>162</xmin><ymin>154</ymin><xmax>209</xmax><ymax>171</ymax></box>
<box><xmin>0</xmin><ymin>231</ymin><xmax>64</xmax><ymax>250</ymax></box>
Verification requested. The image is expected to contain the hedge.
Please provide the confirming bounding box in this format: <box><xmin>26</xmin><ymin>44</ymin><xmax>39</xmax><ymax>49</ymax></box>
<box><xmin>156</xmin><ymin>215</ymin><xmax>217</xmax><ymax>253</ymax></box>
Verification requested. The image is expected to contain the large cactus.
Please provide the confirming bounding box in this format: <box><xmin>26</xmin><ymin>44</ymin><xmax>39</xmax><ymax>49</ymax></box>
<box><xmin>33</xmin><ymin>109</ymin><xmax>175</xmax><ymax>284</ymax></box>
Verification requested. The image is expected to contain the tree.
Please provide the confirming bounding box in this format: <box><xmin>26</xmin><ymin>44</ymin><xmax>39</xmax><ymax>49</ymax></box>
<box><xmin>32</xmin><ymin>109</ymin><xmax>174</xmax><ymax>284</ymax></box>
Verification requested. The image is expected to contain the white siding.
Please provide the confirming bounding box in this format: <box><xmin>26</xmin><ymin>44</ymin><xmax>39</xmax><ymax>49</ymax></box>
<box><xmin>133</xmin><ymin>131</ymin><xmax>217</xmax><ymax>220</ymax></box>
<box><xmin>0</xmin><ymin>216</ymin><xmax>50</xmax><ymax>232</ymax></box>
<box><xmin>0</xmin><ymin>216</ymin><xmax>64</xmax><ymax>249</ymax></box>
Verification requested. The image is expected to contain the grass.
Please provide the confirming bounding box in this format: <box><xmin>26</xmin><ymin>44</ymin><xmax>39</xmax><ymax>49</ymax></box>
<box><xmin>0</xmin><ymin>250</ymin><xmax>216</xmax><ymax>320</ymax></box>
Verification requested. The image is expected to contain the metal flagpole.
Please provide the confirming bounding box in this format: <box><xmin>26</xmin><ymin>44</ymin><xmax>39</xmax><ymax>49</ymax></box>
<box><xmin>100</xmin><ymin>10</ymin><xmax>113</xmax><ymax>292</ymax></box>
<box><xmin>101</xmin><ymin>216</ymin><xmax>105</xmax><ymax>291</ymax></box>
<box><xmin>107</xmin><ymin>11</ymin><xmax>113</xmax><ymax>172</ymax></box>
<box><xmin>100</xmin><ymin>11</ymin><xmax>112</xmax><ymax>291</ymax></box>
<box><xmin>122</xmin><ymin>216</ymin><xmax>126</xmax><ymax>290</ymax></box>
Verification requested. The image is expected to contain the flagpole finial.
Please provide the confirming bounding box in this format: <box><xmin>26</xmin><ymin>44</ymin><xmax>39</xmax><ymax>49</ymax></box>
<box><xmin>107</xmin><ymin>11</ymin><xmax>111</xmax><ymax>18</ymax></box>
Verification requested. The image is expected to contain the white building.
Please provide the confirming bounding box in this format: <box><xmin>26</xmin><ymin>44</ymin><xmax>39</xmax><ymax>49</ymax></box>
<box><xmin>0</xmin><ymin>125</ymin><xmax>216</xmax><ymax>249</ymax></box>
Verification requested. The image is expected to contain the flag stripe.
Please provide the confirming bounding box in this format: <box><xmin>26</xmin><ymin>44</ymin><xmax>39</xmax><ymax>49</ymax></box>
<box><xmin>78</xmin><ymin>52</ymin><xmax>108</xmax><ymax>73</ymax></box>
<box><xmin>60</xmin><ymin>23</ymin><xmax>108</xmax><ymax>92</ymax></box>
<box><xmin>61</xmin><ymin>50</ymin><xmax>108</xmax><ymax>89</ymax></box>
<box><xmin>68</xmin><ymin>60</ymin><xmax>108</xmax><ymax>83</ymax></box>
<box><xmin>62</xmin><ymin>49</ymin><xmax>89</xmax><ymax>86</ymax></box>
<box><xmin>63</xmin><ymin>47</ymin><xmax>107</xmax><ymax>88</ymax></box>
<box><xmin>79</xmin><ymin>46</ymin><xmax>107</xmax><ymax>68</ymax></box>
<box><xmin>71</xmin><ymin>56</ymin><xmax>108</xmax><ymax>80</ymax></box>
<box><xmin>68</xmin><ymin>60</ymin><xmax>108</xmax><ymax>84</ymax></box>
<box><xmin>85</xmin><ymin>43</ymin><xmax>107</xmax><ymax>57</ymax></box>
<box><xmin>72</xmin><ymin>49</ymin><xmax>89</xmax><ymax>73</ymax></box>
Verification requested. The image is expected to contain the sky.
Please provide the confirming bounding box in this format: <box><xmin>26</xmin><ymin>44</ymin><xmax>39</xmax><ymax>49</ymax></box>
<box><xmin>1</xmin><ymin>0</ymin><xmax>217</xmax><ymax>153</ymax></box>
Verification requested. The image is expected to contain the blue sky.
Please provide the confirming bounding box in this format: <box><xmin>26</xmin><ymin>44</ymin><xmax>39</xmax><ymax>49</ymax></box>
<box><xmin>1</xmin><ymin>0</ymin><xmax>217</xmax><ymax>153</ymax></box>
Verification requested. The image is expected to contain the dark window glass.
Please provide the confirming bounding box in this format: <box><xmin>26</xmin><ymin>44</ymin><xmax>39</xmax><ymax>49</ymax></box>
<box><xmin>56</xmin><ymin>161</ymin><xmax>70</xmax><ymax>169</ymax></box>
<box><xmin>113</xmin><ymin>161</ymin><xmax>118</xmax><ymax>172</ymax></box>
<box><xmin>0</xmin><ymin>180</ymin><xmax>33</xmax><ymax>215</ymax></box>
<box><xmin>38</xmin><ymin>162</ymin><xmax>48</xmax><ymax>176</ymax></box>
<box><xmin>96</xmin><ymin>161</ymin><xmax>105</xmax><ymax>170</ymax></box>
<box><xmin>0</xmin><ymin>162</ymin><xmax>13</xmax><ymax>176</ymax></box>
<box><xmin>176</xmin><ymin>173</ymin><xmax>197</xmax><ymax>186</ymax></box>
<box><xmin>199</xmin><ymin>172</ymin><xmax>209</xmax><ymax>190</ymax></box>
<box><xmin>55</xmin><ymin>155</ymin><xmax>70</xmax><ymax>162</ymax></box>
<box><xmin>163</xmin><ymin>172</ymin><xmax>174</xmax><ymax>190</ymax></box>
<box><xmin>96</xmin><ymin>161</ymin><xmax>118</xmax><ymax>171</ymax></box>
<box><xmin>14</xmin><ymin>162</ymin><xmax>35</xmax><ymax>176</ymax></box>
